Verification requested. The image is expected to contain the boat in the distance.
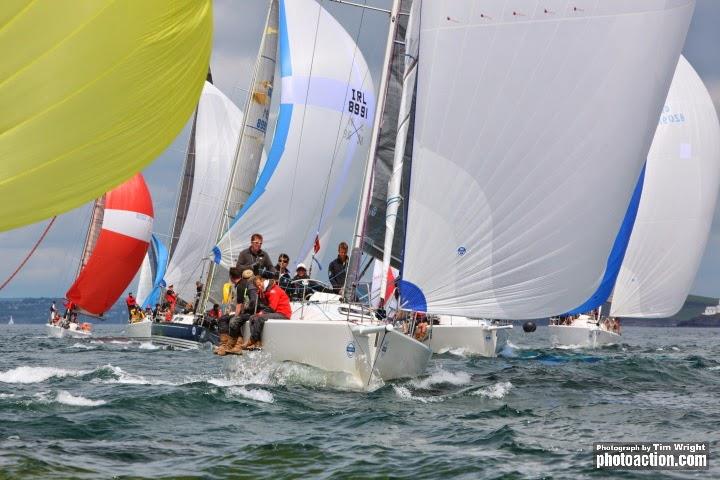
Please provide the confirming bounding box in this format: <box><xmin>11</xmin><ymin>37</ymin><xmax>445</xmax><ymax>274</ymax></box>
<box><xmin>550</xmin><ymin>55</ymin><xmax>720</xmax><ymax>347</ymax></box>
<box><xmin>48</xmin><ymin>173</ymin><xmax>154</xmax><ymax>338</ymax></box>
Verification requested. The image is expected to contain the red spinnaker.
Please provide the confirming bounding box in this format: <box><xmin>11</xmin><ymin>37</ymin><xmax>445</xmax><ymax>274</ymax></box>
<box><xmin>66</xmin><ymin>174</ymin><xmax>154</xmax><ymax>315</ymax></box>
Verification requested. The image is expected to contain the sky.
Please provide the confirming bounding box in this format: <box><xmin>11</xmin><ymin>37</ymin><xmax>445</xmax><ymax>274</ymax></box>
<box><xmin>0</xmin><ymin>0</ymin><xmax>719</xmax><ymax>300</ymax></box>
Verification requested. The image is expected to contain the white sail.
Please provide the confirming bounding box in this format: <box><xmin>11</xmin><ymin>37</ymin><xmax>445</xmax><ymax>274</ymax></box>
<box><xmin>400</xmin><ymin>1</ymin><xmax>695</xmax><ymax>319</ymax></box>
<box><xmin>611</xmin><ymin>56</ymin><xmax>720</xmax><ymax>318</ymax></box>
<box><xmin>136</xmin><ymin>254</ymin><xmax>153</xmax><ymax>306</ymax></box>
<box><xmin>214</xmin><ymin>0</ymin><xmax>375</xmax><ymax>271</ymax></box>
<box><xmin>165</xmin><ymin>82</ymin><xmax>243</xmax><ymax>303</ymax></box>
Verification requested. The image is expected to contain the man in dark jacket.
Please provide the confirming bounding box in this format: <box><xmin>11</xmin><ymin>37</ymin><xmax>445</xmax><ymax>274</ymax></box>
<box><xmin>328</xmin><ymin>242</ymin><xmax>349</xmax><ymax>293</ymax></box>
<box><xmin>235</xmin><ymin>233</ymin><xmax>275</xmax><ymax>277</ymax></box>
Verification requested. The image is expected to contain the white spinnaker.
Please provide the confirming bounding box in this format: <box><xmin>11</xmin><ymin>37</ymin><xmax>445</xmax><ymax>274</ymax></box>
<box><xmin>611</xmin><ymin>56</ymin><xmax>720</xmax><ymax>318</ymax></box>
<box><xmin>165</xmin><ymin>82</ymin><xmax>243</xmax><ymax>302</ymax></box>
<box><xmin>136</xmin><ymin>254</ymin><xmax>153</xmax><ymax>306</ymax></box>
<box><xmin>401</xmin><ymin>0</ymin><xmax>695</xmax><ymax>319</ymax></box>
<box><xmin>214</xmin><ymin>0</ymin><xmax>375</xmax><ymax>271</ymax></box>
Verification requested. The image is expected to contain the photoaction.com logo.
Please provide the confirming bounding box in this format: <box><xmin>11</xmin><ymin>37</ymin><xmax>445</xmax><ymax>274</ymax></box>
<box><xmin>594</xmin><ymin>442</ymin><xmax>709</xmax><ymax>470</ymax></box>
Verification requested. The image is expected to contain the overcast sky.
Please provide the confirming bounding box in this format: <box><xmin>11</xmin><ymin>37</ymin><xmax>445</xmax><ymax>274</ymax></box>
<box><xmin>0</xmin><ymin>0</ymin><xmax>719</xmax><ymax>300</ymax></box>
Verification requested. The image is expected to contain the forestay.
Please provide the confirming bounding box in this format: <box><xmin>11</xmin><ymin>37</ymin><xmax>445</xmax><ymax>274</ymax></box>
<box><xmin>611</xmin><ymin>56</ymin><xmax>720</xmax><ymax>318</ymax></box>
<box><xmin>214</xmin><ymin>0</ymin><xmax>375</xmax><ymax>270</ymax></box>
<box><xmin>165</xmin><ymin>82</ymin><xmax>243</xmax><ymax>303</ymax></box>
<box><xmin>400</xmin><ymin>0</ymin><xmax>695</xmax><ymax>318</ymax></box>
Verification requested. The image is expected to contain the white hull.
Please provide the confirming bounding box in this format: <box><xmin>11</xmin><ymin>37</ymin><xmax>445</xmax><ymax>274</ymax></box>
<box><xmin>429</xmin><ymin>317</ymin><xmax>512</xmax><ymax>357</ymax></box>
<box><xmin>45</xmin><ymin>323</ymin><xmax>92</xmax><ymax>338</ymax></box>
<box><xmin>242</xmin><ymin>294</ymin><xmax>432</xmax><ymax>386</ymax></box>
<box><xmin>124</xmin><ymin>318</ymin><xmax>153</xmax><ymax>339</ymax></box>
<box><xmin>548</xmin><ymin>322</ymin><xmax>620</xmax><ymax>348</ymax></box>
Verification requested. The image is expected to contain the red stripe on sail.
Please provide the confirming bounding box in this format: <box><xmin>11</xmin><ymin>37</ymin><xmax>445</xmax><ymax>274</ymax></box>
<box><xmin>66</xmin><ymin>174</ymin><xmax>153</xmax><ymax>315</ymax></box>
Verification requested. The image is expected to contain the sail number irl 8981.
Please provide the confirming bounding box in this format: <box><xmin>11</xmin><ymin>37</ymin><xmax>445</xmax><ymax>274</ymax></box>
<box><xmin>349</xmin><ymin>89</ymin><xmax>369</xmax><ymax>119</ymax></box>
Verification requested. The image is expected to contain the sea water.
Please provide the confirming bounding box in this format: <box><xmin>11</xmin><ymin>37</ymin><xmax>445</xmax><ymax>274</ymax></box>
<box><xmin>0</xmin><ymin>324</ymin><xmax>718</xmax><ymax>479</ymax></box>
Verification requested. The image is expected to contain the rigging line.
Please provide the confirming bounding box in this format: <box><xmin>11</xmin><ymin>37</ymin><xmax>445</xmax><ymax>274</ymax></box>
<box><xmin>282</xmin><ymin>2</ymin><xmax>324</xmax><ymax>239</ymax></box>
<box><xmin>0</xmin><ymin>216</ymin><xmax>57</xmax><ymax>292</ymax></box>
<box><xmin>313</xmin><ymin>0</ymin><xmax>369</xmax><ymax>236</ymax></box>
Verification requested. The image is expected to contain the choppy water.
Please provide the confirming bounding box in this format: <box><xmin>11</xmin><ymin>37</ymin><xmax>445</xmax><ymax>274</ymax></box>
<box><xmin>0</xmin><ymin>324</ymin><xmax>718</xmax><ymax>479</ymax></box>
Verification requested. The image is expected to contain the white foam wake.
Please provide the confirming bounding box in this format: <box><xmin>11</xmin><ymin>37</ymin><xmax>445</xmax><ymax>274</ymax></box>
<box><xmin>409</xmin><ymin>367</ymin><xmax>471</xmax><ymax>390</ymax></box>
<box><xmin>472</xmin><ymin>381</ymin><xmax>513</xmax><ymax>399</ymax></box>
<box><xmin>96</xmin><ymin>365</ymin><xmax>176</xmax><ymax>386</ymax></box>
<box><xmin>56</xmin><ymin>391</ymin><xmax>106</xmax><ymax>407</ymax></box>
<box><xmin>226</xmin><ymin>386</ymin><xmax>274</xmax><ymax>404</ymax></box>
<box><xmin>0</xmin><ymin>366</ymin><xmax>89</xmax><ymax>384</ymax></box>
<box><xmin>392</xmin><ymin>385</ymin><xmax>442</xmax><ymax>403</ymax></box>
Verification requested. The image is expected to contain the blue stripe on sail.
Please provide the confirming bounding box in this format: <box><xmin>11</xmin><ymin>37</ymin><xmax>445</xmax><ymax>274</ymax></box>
<box><xmin>398</xmin><ymin>279</ymin><xmax>427</xmax><ymax>313</ymax></box>
<box><xmin>565</xmin><ymin>164</ymin><xmax>647</xmax><ymax>315</ymax></box>
<box><xmin>279</xmin><ymin>0</ymin><xmax>292</xmax><ymax>77</ymax></box>
<box><xmin>143</xmin><ymin>234</ymin><xmax>169</xmax><ymax>308</ymax></box>
<box><xmin>214</xmin><ymin>3</ymin><xmax>294</xmax><ymax>263</ymax></box>
<box><xmin>227</xmin><ymin>102</ymin><xmax>294</xmax><ymax>230</ymax></box>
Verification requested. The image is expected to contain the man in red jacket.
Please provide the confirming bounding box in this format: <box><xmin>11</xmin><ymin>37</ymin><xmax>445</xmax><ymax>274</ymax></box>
<box><xmin>243</xmin><ymin>273</ymin><xmax>291</xmax><ymax>350</ymax></box>
<box><xmin>125</xmin><ymin>292</ymin><xmax>137</xmax><ymax>320</ymax></box>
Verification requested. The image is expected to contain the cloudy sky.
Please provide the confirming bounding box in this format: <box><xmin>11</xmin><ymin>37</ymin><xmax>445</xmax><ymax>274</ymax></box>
<box><xmin>1</xmin><ymin>0</ymin><xmax>719</xmax><ymax>300</ymax></box>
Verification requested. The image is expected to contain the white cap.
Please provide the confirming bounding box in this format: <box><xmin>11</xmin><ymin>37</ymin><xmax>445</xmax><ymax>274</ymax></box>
<box><xmin>296</xmin><ymin>263</ymin><xmax>308</xmax><ymax>271</ymax></box>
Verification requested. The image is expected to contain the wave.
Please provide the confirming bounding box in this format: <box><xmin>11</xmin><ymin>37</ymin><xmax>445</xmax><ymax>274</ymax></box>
<box><xmin>226</xmin><ymin>386</ymin><xmax>274</xmax><ymax>404</ymax></box>
<box><xmin>471</xmin><ymin>381</ymin><xmax>513</xmax><ymax>400</ymax></box>
<box><xmin>409</xmin><ymin>367</ymin><xmax>472</xmax><ymax>390</ymax></box>
<box><xmin>392</xmin><ymin>385</ymin><xmax>443</xmax><ymax>403</ymax></box>
<box><xmin>0</xmin><ymin>366</ymin><xmax>89</xmax><ymax>384</ymax></box>
<box><xmin>55</xmin><ymin>391</ymin><xmax>106</xmax><ymax>407</ymax></box>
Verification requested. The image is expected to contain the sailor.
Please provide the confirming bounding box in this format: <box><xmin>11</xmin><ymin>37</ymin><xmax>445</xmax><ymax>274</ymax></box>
<box><xmin>328</xmin><ymin>241</ymin><xmax>349</xmax><ymax>294</ymax></box>
<box><xmin>275</xmin><ymin>253</ymin><xmax>292</xmax><ymax>293</ymax></box>
<box><xmin>165</xmin><ymin>285</ymin><xmax>178</xmax><ymax>314</ymax></box>
<box><xmin>235</xmin><ymin>233</ymin><xmax>274</xmax><ymax>277</ymax></box>
<box><xmin>215</xmin><ymin>268</ymin><xmax>251</xmax><ymax>356</ymax></box>
<box><xmin>49</xmin><ymin>301</ymin><xmax>57</xmax><ymax>324</ymax></box>
<box><xmin>193</xmin><ymin>281</ymin><xmax>204</xmax><ymax>313</ymax></box>
<box><xmin>289</xmin><ymin>263</ymin><xmax>326</xmax><ymax>301</ymax></box>
<box><xmin>243</xmin><ymin>272</ymin><xmax>291</xmax><ymax>351</ymax></box>
<box><xmin>125</xmin><ymin>292</ymin><xmax>137</xmax><ymax>320</ymax></box>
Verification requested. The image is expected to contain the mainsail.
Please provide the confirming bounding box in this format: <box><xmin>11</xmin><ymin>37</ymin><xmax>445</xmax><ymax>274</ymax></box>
<box><xmin>66</xmin><ymin>174</ymin><xmax>154</xmax><ymax>315</ymax></box>
<box><xmin>399</xmin><ymin>1</ymin><xmax>695</xmax><ymax>319</ymax></box>
<box><xmin>0</xmin><ymin>0</ymin><xmax>212</xmax><ymax>232</ymax></box>
<box><xmin>213</xmin><ymin>0</ymin><xmax>375</xmax><ymax>274</ymax></box>
<box><xmin>611</xmin><ymin>56</ymin><xmax>720</xmax><ymax>318</ymax></box>
<box><xmin>164</xmin><ymin>82</ymin><xmax>244</xmax><ymax>303</ymax></box>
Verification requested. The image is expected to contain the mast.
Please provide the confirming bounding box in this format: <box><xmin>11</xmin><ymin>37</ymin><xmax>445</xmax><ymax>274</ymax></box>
<box><xmin>345</xmin><ymin>0</ymin><xmax>403</xmax><ymax>299</ymax></box>
<box><xmin>200</xmin><ymin>0</ymin><xmax>279</xmax><ymax>309</ymax></box>
<box><xmin>77</xmin><ymin>195</ymin><xmax>106</xmax><ymax>278</ymax></box>
<box><xmin>379</xmin><ymin>0</ymin><xmax>418</xmax><ymax>301</ymax></box>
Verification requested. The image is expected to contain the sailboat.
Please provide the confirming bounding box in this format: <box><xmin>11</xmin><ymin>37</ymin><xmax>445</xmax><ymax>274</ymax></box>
<box><xmin>7</xmin><ymin>316</ymin><xmax>13</xmax><ymax>326</ymax></box>
<box><xmin>549</xmin><ymin>55</ymin><xmax>720</xmax><ymax>347</ymax></box>
<box><xmin>208</xmin><ymin>0</ymin><xmax>433</xmax><ymax>386</ymax></box>
<box><xmin>46</xmin><ymin>173</ymin><xmax>154</xmax><ymax>338</ymax></box>
<box><xmin>142</xmin><ymin>73</ymin><xmax>245</xmax><ymax>348</ymax></box>
<box><xmin>347</xmin><ymin>0</ymin><xmax>695</xmax><ymax>356</ymax></box>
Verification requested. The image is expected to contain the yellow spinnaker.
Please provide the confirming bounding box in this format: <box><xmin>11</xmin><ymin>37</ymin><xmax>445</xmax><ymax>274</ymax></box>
<box><xmin>0</xmin><ymin>0</ymin><xmax>212</xmax><ymax>231</ymax></box>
